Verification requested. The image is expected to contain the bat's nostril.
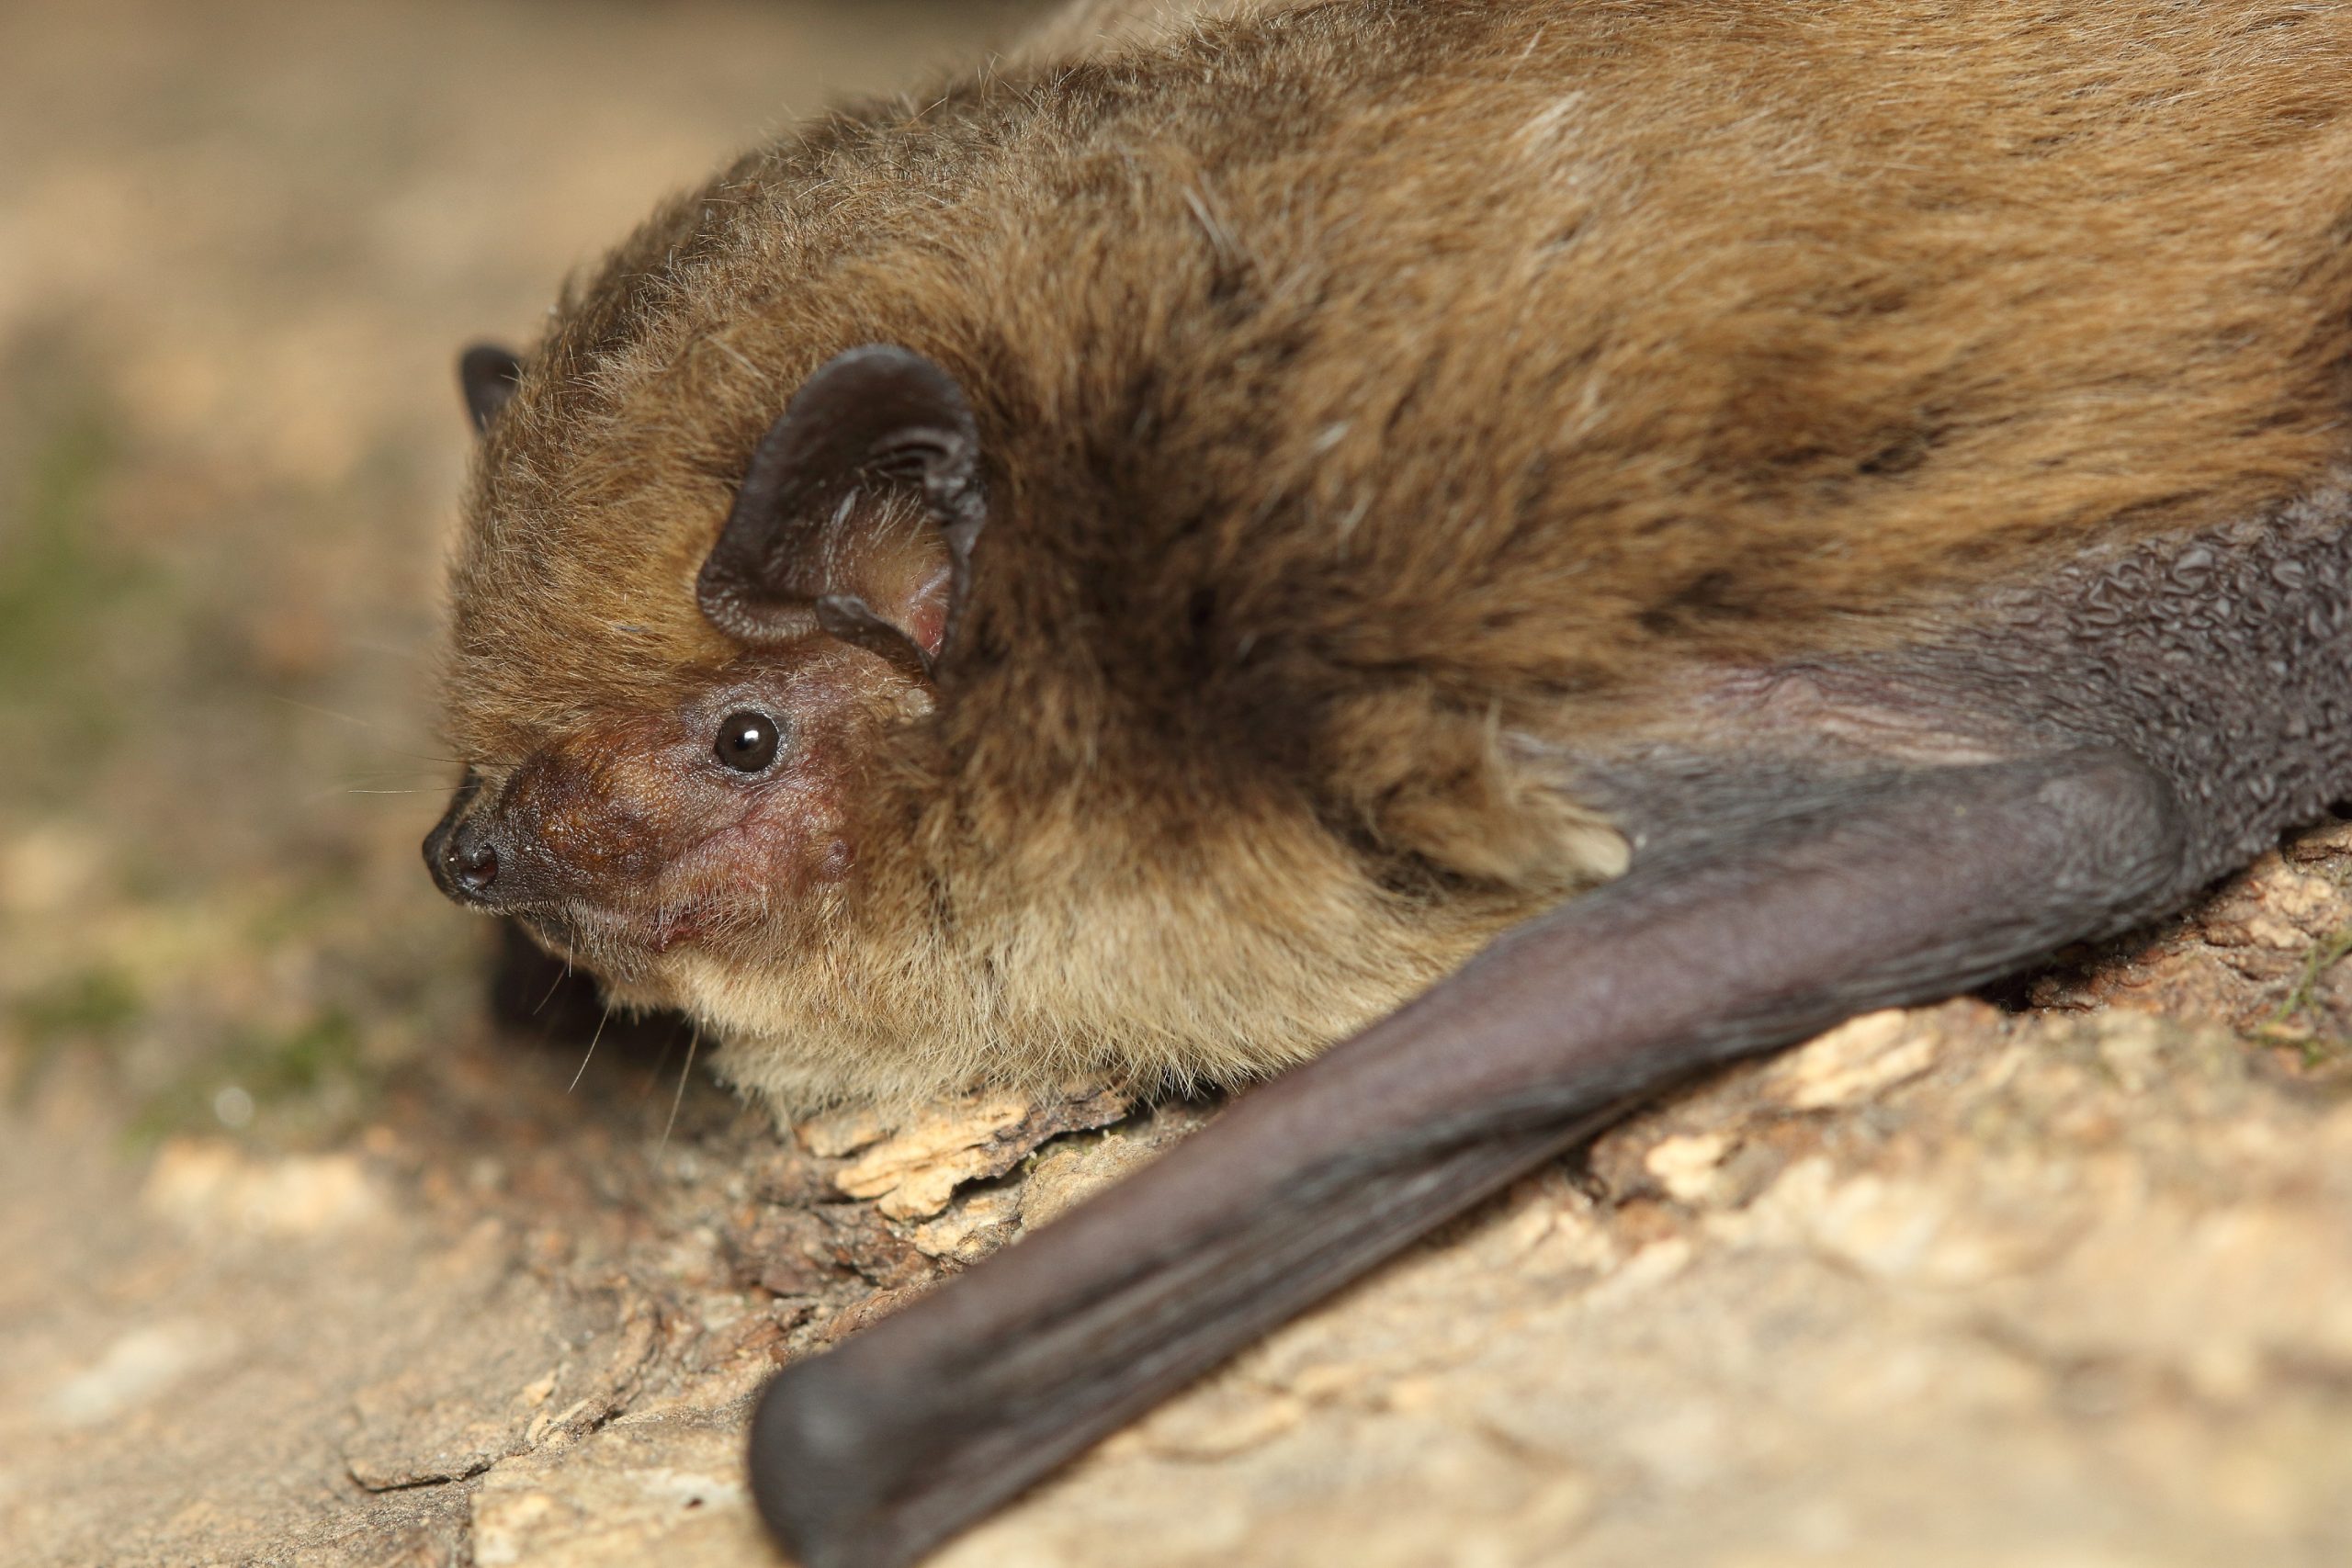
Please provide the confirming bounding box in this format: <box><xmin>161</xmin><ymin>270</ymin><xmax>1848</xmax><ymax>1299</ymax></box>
<box><xmin>424</xmin><ymin>794</ymin><xmax>506</xmax><ymax>906</ymax></box>
<box><xmin>449</xmin><ymin>834</ymin><xmax>499</xmax><ymax>890</ymax></box>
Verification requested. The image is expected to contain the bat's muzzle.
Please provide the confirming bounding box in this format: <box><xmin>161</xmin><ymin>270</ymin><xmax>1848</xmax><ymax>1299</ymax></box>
<box><xmin>424</xmin><ymin>769</ymin><xmax>507</xmax><ymax>908</ymax></box>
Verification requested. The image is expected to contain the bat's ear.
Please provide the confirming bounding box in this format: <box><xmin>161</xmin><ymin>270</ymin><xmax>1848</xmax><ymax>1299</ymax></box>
<box><xmin>458</xmin><ymin>343</ymin><xmax>524</xmax><ymax>434</ymax></box>
<box><xmin>696</xmin><ymin>344</ymin><xmax>986</xmax><ymax>680</ymax></box>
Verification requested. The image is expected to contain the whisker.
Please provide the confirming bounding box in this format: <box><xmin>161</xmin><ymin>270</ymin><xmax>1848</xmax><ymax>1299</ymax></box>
<box><xmin>269</xmin><ymin>700</ymin><xmax>467</xmax><ymax>767</ymax></box>
<box><xmin>298</xmin><ymin>780</ymin><xmax>443</xmax><ymax>807</ymax></box>
<box><xmin>339</xmin><ymin>637</ymin><xmax>430</xmax><ymax>664</ymax></box>
<box><xmin>638</xmin><ymin>1020</ymin><xmax>685</xmax><ymax>1098</ymax></box>
<box><xmin>533</xmin><ymin>956</ymin><xmax>570</xmax><ymax>1017</ymax></box>
<box><xmin>270</xmin><ymin>694</ymin><xmax>394</xmax><ymax>732</ymax></box>
<box><xmin>659</xmin><ymin>1029</ymin><xmax>702</xmax><ymax>1157</ymax></box>
<box><xmin>569</xmin><ymin>1005</ymin><xmax>613</xmax><ymax>1093</ymax></box>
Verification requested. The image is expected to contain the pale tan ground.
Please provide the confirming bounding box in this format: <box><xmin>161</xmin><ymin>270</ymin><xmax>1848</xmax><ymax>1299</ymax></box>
<box><xmin>2</xmin><ymin>4</ymin><xmax>2350</xmax><ymax>1566</ymax></box>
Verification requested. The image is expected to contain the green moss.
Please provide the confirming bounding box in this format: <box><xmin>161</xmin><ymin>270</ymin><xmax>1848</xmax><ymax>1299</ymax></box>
<box><xmin>125</xmin><ymin>1008</ymin><xmax>375</xmax><ymax>1148</ymax></box>
<box><xmin>0</xmin><ymin>404</ymin><xmax>160</xmax><ymax>807</ymax></box>
<box><xmin>13</xmin><ymin>964</ymin><xmax>142</xmax><ymax>1040</ymax></box>
<box><xmin>6</xmin><ymin>964</ymin><xmax>144</xmax><ymax>1106</ymax></box>
<box><xmin>2267</xmin><ymin>927</ymin><xmax>2352</xmax><ymax>1068</ymax></box>
<box><xmin>243</xmin><ymin>1008</ymin><xmax>366</xmax><ymax>1100</ymax></box>
<box><xmin>0</xmin><ymin>408</ymin><xmax>122</xmax><ymax>680</ymax></box>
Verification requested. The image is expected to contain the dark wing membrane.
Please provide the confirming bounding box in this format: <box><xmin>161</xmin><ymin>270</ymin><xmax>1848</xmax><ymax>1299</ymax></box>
<box><xmin>752</xmin><ymin>748</ymin><xmax>2186</xmax><ymax>1568</ymax></box>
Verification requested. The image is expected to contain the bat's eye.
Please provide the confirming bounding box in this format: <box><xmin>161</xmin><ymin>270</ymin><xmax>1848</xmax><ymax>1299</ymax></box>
<box><xmin>715</xmin><ymin>710</ymin><xmax>782</xmax><ymax>773</ymax></box>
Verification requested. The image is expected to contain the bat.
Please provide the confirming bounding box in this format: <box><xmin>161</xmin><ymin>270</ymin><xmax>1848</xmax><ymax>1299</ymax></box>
<box><xmin>422</xmin><ymin>2</ymin><xmax>2352</xmax><ymax>1563</ymax></box>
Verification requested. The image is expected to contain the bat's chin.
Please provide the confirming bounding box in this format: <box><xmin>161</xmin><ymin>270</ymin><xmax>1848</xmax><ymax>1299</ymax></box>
<box><xmin>515</xmin><ymin>894</ymin><xmax>736</xmax><ymax>986</ymax></box>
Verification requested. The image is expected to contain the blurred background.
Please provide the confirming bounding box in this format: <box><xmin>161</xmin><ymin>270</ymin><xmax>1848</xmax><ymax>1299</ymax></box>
<box><xmin>0</xmin><ymin>4</ymin><xmax>1043</xmax><ymax>1559</ymax></box>
<box><xmin>0</xmin><ymin>0</ymin><xmax>1041</xmax><ymax>1160</ymax></box>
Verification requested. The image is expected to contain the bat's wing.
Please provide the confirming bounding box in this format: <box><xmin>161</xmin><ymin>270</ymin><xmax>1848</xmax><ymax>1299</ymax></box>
<box><xmin>751</xmin><ymin>746</ymin><xmax>2185</xmax><ymax>1568</ymax></box>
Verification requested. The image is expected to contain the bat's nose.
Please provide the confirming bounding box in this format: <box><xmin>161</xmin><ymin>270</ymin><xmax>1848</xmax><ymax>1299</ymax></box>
<box><xmin>437</xmin><ymin>821</ymin><xmax>501</xmax><ymax>897</ymax></box>
<box><xmin>424</xmin><ymin>771</ymin><xmax>505</xmax><ymax>907</ymax></box>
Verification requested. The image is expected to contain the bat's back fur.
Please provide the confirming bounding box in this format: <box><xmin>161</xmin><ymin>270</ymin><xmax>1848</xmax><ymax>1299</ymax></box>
<box><xmin>443</xmin><ymin>0</ymin><xmax>2352</xmax><ymax>1109</ymax></box>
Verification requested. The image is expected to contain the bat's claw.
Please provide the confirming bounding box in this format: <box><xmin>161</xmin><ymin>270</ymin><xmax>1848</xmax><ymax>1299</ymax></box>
<box><xmin>752</xmin><ymin>1357</ymin><xmax>887</xmax><ymax>1568</ymax></box>
<box><xmin>753</xmin><ymin>1350</ymin><xmax>967</xmax><ymax>1568</ymax></box>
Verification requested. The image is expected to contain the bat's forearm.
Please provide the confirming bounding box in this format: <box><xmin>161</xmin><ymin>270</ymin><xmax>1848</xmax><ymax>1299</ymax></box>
<box><xmin>751</xmin><ymin>749</ymin><xmax>2184</xmax><ymax>1568</ymax></box>
<box><xmin>753</xmin><ymin>1114</ymin><xmax>1590</xmax><ymax>1568</ymax></box>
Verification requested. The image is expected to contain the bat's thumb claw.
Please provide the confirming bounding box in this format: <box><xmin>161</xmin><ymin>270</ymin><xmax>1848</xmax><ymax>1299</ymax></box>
<box><xmin>750</xmin><ymin>1355</ymin><xmax>908</xmax><ymax>1568</ymax></box>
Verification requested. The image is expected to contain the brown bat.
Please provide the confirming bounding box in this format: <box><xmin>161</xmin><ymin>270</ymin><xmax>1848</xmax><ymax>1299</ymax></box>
<box><xmin>424</xmin><ymin>2</ymin><xmax>2352</xmax><ymax>1563</ymax></box>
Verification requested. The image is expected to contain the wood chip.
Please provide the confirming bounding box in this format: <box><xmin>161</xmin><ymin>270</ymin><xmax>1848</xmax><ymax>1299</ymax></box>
<box><xmin>830</xmin><ymin>1082</ymin><xmax>1134</xmax><ymax>1221</ymax></box>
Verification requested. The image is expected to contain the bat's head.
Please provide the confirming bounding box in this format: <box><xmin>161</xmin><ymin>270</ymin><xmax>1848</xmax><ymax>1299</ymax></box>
<box><xmin>426</xmin><ymin>329</ymin><xmax>988</xmax><ymax>1045</ymax></box>
<box><xmin>418</xmin><ymin>73</ymin><xmax>1627</xmax><ymax>1109</ymax></box>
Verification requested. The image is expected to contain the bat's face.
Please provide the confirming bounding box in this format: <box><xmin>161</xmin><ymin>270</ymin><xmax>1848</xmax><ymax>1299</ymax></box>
<box><xmin>424</xmin><ymin>339</ymin><xmax>956</xmax><ymax>1024</ymax></box>
<box><xmin>424</xmin><ymin>635</ymin><xmax>928</xmax><ymax>996</ymax></box>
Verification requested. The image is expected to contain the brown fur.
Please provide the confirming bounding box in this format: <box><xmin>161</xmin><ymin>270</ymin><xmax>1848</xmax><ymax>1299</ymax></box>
<box><xmin>439</xmin><ymin>0</ymin><xmax>2352</xmax><ymax>1111</ymax></box>
<box><xmin>1011</xmin><ymin>0</ymin><xmax>1302</xmax><ymax>61</ymax></box>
